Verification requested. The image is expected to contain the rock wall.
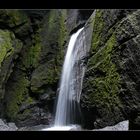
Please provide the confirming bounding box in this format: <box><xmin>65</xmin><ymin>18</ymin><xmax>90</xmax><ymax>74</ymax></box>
<box><xmin>0</xmin><ymin>9</ymin><xmax>93</xmax><ymax>127</ymax></box>
<box><xmin>81</xmin><ymin>9</ymin><xmax>140</xmax><ymax>130</ymax></box>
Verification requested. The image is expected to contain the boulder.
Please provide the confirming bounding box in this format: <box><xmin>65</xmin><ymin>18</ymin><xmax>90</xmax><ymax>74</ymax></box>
<box><xmin>93</xmin><ymin>120</ymin><xmax>129</xmax><ymax>131</ymax></box>
<box><xmin>0</xmin><ymin>119</ymin><xmax>18</xmax><ymax>131</ymax></box>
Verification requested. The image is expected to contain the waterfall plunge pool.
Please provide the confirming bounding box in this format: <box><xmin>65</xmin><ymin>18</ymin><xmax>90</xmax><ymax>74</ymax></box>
<box><xmin>42</xmin><ymin>125</ymin><xmax>82</xmax><ymax>131</ymax></box>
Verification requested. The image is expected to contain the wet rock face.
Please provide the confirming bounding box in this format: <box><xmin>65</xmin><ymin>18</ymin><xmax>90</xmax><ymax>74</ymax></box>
<box><xmin>66</xmin><ymin>9</ymin><xmax>94</xmax><ymax>34</ymax></box>
<box><xmin>16</xmin><ymin>107</ymin><xmax>52</xmax><ymax>127</ymax></box>
<box><xmin>81</xmin><ymin>9</ymin><xmax>140</xmax><ymax>130</ymax></box>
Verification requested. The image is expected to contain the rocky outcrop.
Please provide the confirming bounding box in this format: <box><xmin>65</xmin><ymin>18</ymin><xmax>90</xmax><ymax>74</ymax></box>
<box><xmin>93</xmin><ymin>120</ymin><xmax>129</xmax><ymax>131</ymax></box>
<box><xmin>0</xmin><ymin>119</ymin><xmax>18</xmax><ymax>131</ymax></box>
<box><xmin>81</xmin><ymin>9</ymin><xmax>140</xmax><ymax>130</ymax></box>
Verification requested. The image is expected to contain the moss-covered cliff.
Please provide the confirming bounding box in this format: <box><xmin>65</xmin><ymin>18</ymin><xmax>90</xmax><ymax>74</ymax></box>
<box><xmin>1</xmin><ymin>9</ymin><xmax>69</xmax><ymax>126</ymax></box>
<box><xmin>0</xmin><ymin>9</ymin><xmax>92</xmax><ymax>127</ymax></box>
<box><xmin>81</xmin><ymin>9</ymin><xmax>140</xmax><ymax>130</ymax></box>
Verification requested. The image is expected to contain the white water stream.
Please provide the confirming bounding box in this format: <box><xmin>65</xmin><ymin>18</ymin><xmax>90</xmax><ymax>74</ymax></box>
<box><xmin>42</xmin><ymin>28</ymin><xmax>84</xmax><ymax>131</ymax></box>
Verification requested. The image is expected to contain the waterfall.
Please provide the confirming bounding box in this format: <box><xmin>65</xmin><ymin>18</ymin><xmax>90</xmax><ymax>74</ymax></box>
<box><xmin>43</xmin><ymin>27</ymin><xmax>86</xmax><ymax>130</ymax></box>
<box><xmin>54</xmin><ymin>27</ymin><xmax>84</xmax><ymax>126</ymax></box>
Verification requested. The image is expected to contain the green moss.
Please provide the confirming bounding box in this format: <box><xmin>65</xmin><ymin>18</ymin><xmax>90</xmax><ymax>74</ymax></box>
<box><xmin>57</xmin><ymin>10</ymin><xmax>68</xmax><ymax>67</ymax></box>
<box><xmin>0</xmin><ymin>10</ymin><xmax>28</xmax><ymax>27</ymax></box>
<box><xmin>23</xmin><ymin>33</ymin><xmax>41</xmax><ymax>69</ymax></box>
<box><xmin>0</xmin><ymin>31</ymin><xmax>22</xmax><ymax>100</ymax></box>
<box><xmin>5</xmin><ymin>72</ymin><xmax>30</xmax><ymax>121</ymax></box>
<box><xmin>58</xmin><ymin>10</ymin><xmax>67</xmax><ymax>47</ymax></box>
<box><xmin>17</xmin><ymin>109</ymin><xmax>31</xmax><ymax>121</ymax></box>
<box><xmin>40</xmin><ymin>10</ymin><xmax>67</xmax><ymax>84</ymax></box>
<box><xmin>31</xmin><ymin>61</ymin><xmax>57</xmax><ymax>93</ymax></box>
<box><xmin>0</xmin><ymin>30</ymin><xmax>14</xmax><ymax>67</ymax></box>
<box><xmin>88</xmin><ymin>33</ymin><xmax>122</xmax><ymax>110</ymax></box>
<box><xmin>91</xmin><ymin>10</ymin><xmax>104</xmax><ymax>52</ymax></box>
<box><xmin>30</xmin><ymin>10</ymin><xmax>68</xmax><ymax>94</ymax></box>
<box><xmin>0</xmin><ymin>46</ymin><xmax>6</xmax><ymax>66</ymax></box>
<box><xmin>47</xmin><ymin>10</ymin><xmax>56</xmax><ymax>32</ymax></box>
<box><xmin>13</xmin><ymin>39</ymin><xmax>23</xmax><ymax>54</ymax></box>
<box><xmin>26</xmin><ymin>97</ymin><xmax>34</xmax><ymax>104</ymax></box>
<box><xmin>47</xmin><ymin>9</ymin><xmax>67</xmax><ymax>49</ymax></box>
<box><xmin>51</xmin><ymin>10</ymin><xmax>68</xmax><ymax>78</ymax></box>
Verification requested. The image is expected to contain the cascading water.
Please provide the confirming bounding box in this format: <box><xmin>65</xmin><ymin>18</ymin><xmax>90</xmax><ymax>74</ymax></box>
<box><xmin>43</xmin><ymin>27</ymin><xmax>86</xmax><ymax>130</ymax></box>
<box><xmin>54</xmin><ymin>27</ymin><xmax>84</xmax><ymax>126</ymax></box>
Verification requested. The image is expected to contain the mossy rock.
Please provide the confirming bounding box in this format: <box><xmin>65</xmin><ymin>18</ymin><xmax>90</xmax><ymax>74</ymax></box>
<box><xmin>87</xmin><ymin>33</ymin><xmax>122</xmax><ymax>110</ymax></box>
<box><xmin>31</xmin><ymin>10</ymin><xmax>68</xmax><ymax>94</ymax></box>
<box><xmin>23</xmin><ymin>33</ymin><xmax>42</xmax><ymax>69</ymax></box>
<box><xmin>0</xmin><ymin>10</ymin><xmax>29</xmax><ymax>28</ymax></box>
<box><xmin>81</xmin><ymin>9</ymin><xmax>140</xmax><ymax>129</ymax></box>
<box><xmin>0</xmin><ymin>30</ymin><xmax>14</xmax><ymax>67</ymax></box>
<box><xmin>4</xmin><ymin>70</ymin><xmax>31</xmax><ymax>121</ymax></box>
<box><xmin>0</xmin><ymin>29</ymin><xmax>23</xmax><ymax>100</ymax></box>
<box><xmin>84</xmin><ymin>10</ymin><xmax>122</xmax><ymax>111</ymax></box>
